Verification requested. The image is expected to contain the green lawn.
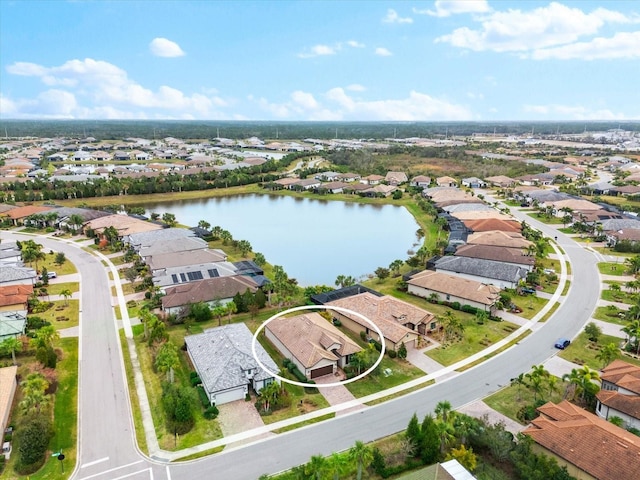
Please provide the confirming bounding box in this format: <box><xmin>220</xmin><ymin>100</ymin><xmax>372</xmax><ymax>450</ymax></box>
<box><xmin>526</xmin><ymin>212</ymin><xmax>565</xmax><ymax>225</ymax></box>
<box><xmin>109</xmin><ymin>254</ymin><xmax>127</xmax><ymax>266</ymax></box>
<box><xmin>558</xmin><ymin>332</ymin><xmax>635</xmax><ymax>369</ymax></box>
<box><xmin>119</xmin><ymin>331</ymin><xmax>148</xmax><ymax>455</ymax></box>
<box><xmin>344</xmin><ymin>356</ymin><xmax>424</xmax><ymax>398</ymax></box>
<box><xmin>511</xmin><ymin>294</ymin><xmax>550</xmax><ymax>320</ymax></box>
<box><xmin>37</xmin><ymin>252</ymin><xmax>77</xmax><ymax>276</ymax></box>
<box><xmin>598</xmin><ymin>262</ymin><xmax>631</xmax><ymax>276</ymax></box>
<box><xmin>601</xmin><ymin>285</ymin><xmax>637</xmax><ymax>305</ymax></box>
<box><xmin>426</xmin><ymin>318</ymin><xmax>520</xmax><ymax>367</ymax></box>
<box><xmin>111</xmin><ymin>281</ymin><xmax>142</xmax><ymax>296</ymax></box>
<box><xmin>484</xmin><ymin>380</ymin><xmax>568</xmax><ymax>425</ymax></box>
<box><xmin>593</xmin><ymin>305</ymin><xmax>629</xmax><ymax>326</ymax></box>
<box><xmin>45</xmin><ymin>281</ymin><xmax>79</xmax><ymax>296</ymax></box>
<box><xmin>29</xmin><ymin>299</ymin><xmax>79</xmax><ymax>330</ymax></box>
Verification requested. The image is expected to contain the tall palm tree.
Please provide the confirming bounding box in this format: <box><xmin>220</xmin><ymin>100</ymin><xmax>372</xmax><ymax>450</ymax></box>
<box><xmin>348</xmin><ymin>441</ymin><xmax>373</xmax><ymax>480</ymax></box>
<box><xmin>60</xmin><ymin>288</ymin><xmax>72</xmax><ymax>306</ymax></box>
<box><xmin>326</xmin><ymin>452</ymin><xmax>348</xmax><ymax>480</ymax></box>
<box><xmin>563</xmin><ymin>366</ymin><xmax>600</xmax><ymax>402</ymax></box>
<box><xmin>622</xmin><ymin>319</ymin><xmax>640</xmax><ymax>355</ymax></box>
<box><xmin>306</xmin><ymin>454</ymin><xmax>328</xmax><ymax>480</ymax></box>
<box><xmin>155</xmin><ymin>341</ymin><xmax>180</xmax><ymax>383</ymax></box>
<box><xmin>1</xmin><ymin>337</ymin><xmax>22</xmax><ymax>365</ymax></box>
<box><xmin>596</xmin><ymin>343</ymin><xmax>620</xmax><ymax>368</ymax></box>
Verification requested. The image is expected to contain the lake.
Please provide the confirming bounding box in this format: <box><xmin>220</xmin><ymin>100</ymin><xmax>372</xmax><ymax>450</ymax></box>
<box><xmin>143</xmin><ymin>194</ymin><xmax>420</xmax><ymax>286</ymax></box>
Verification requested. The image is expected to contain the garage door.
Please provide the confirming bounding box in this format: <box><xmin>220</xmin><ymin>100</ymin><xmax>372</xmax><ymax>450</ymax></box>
<box><xmin>310</xmin><ymin>365</ymin><xmax>333</xmax><ymax>379</ymax></box>
<box><xmin>214</xmin><ymin>387</ymin><xmax>245</xmax><ymax>405</ymax></box>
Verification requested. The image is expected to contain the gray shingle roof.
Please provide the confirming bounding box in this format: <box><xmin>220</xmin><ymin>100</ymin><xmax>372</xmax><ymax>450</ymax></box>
<box><xmin>126</xmin><ymin>227</ymin><xmax>195</xmax><ymax>249</ymax></box>
<box><xmin>185</xmin><ymin>324</ymin><xmax>278</xmax><ymax>395</ymax></box>
<box><xmin>0</xmin><ymin>265</ymin><xmax>36</xmax><ymax>284</ymax></box>
<box><xmin>434</xmin><ymin>256</ymin><xmax>528</xmax><ymax>283</ymax></box>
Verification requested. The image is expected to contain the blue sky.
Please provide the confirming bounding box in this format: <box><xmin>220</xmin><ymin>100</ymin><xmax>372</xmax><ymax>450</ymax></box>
<box><xmin>1</xmin><ymin>0</ymin><xmax>639</xmax><ymax>121</ymax></box>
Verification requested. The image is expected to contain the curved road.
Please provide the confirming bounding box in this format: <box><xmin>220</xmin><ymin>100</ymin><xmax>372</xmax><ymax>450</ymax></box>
<box><xmin>2</xmin><ymin>203</ymin><xmax>601</xmax><ymax>480</ymax></box>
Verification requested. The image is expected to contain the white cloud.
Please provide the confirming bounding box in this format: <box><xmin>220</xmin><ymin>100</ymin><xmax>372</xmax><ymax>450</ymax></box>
<box><xmin>149</xmin><ymin>37</ymin><xmax>185</xmax><ymax>57</ymax></box>
<box><xmin>436</xmin><ymin>2</ymin><xmax>635</xmax><ymax>53</ymax></box>
<box><xmin>347</xmin><ymin>40</ymin><xmax>365</xmax><ymax>48</ymax></box>
<box><xmin>532</xmin><ymin>31</ymin><xmax>640</xmax><ymax>60</ymax></box>
<box><xmin>375</xmin><ymin>47</ymin><xmax>393</xmax><ymax>56</ymax></box>
<box><xmin>523</xmin><ymin>103</ymin><xmax>635</xmax><ymax>120</ymax></box>
<box><xmin>297</xmin><ymin>44</ymin><xmax>337</xmax><ymax>58</ymax></box>
<box><xmin>254</xmin><ymin>87</ymin><xmax>472</xmax><ymax>121</ymax></box>
<box><xmin>3</xmin><ymin>58</ymin><xmax>228</xmax><ymax>119</ymax></box>
<box><xmin>346</xmin><ymin>84</ymin><xmax>366</xmax><ymax>92</ymax></box>
<box><xmin>383</xmin><ymin>9</ymin><xmax>413</xmax><ymax>24</ymax></box>
<box><xmin>415</xmin><ymin>0</ymin><xmax>490</xmax><ymax>17</ymax></box>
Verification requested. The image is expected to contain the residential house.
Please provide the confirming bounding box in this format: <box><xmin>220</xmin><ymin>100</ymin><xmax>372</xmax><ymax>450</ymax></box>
<box><xmin>0</xmin><ymin>311</ymin><xmax>27</xmax><ymax>341</ymax></box>
<box><xmin>185</xmin><ymin>323</ymin><xmax>278</xmax><ymax>405</ymax></box>
<box><xmin>430</xmin><ymin>256</ymin><xmax>528</xmax><ymax>289</ymax></box>
<box><xmin>0</xmin><ymin>366</ymin><xmax>18</xmax><ymax>437</ymax></box>
<box><xmin>596</xmin><ymin>360</ymin><xmax>640</xmax><ymax>430</ymax></box>
<box><xmin>484</xmin><ymin>175</ymin><xmax>516</xmax><ymax>188</ymax></box>
<box><xmin>315</xmin><ymin>171</ymin><xmax>341</xmax><ymax>181</ymax></box>
<box><xmin>265</xmin><ymin>312</ymin><xmax>361</xmax><ymax>379</ymax></box>
<box><xmin>407</xmin><ymin>270</ymin><xmax>500</xmax><ymax>315</ymax></box>
<box><xmin>321</xmin><ymin>181</ymin><xmax>349</xmax><ymax>193</ymax></box>
<box><xmin>522</xmin><ymin>400</ymin><xmax>640</xmax><ymax>480</ymax></box>
<box><xmin>147</xmin><ymin>249</ymin><xmax>228</xmax><ymax>273</ymax></box>
<box><xmin>363</xmin><ymin>184</ymin><xmax>397</xmax><ymax>197</ymax></box>
<box><xmin>125</xmin><ymin>228</ymin><xmax>197</xmax><ymax>251</ymax></box>
<box><xmin>325</xmin><ymin>292</ymin><xmax>436</xmax><ymax>351</ymax></box>
<box><xmin>410</xmin><ymin>175</ymin><xmax>431</xmax><ymax>188</ymax></box>
<box><xmin>605</xmin><ymin>228</ymin><xmax>640</xmax><ymax>247</ymax></box>
<box><xmin>466</xmin><ymin>230</ymin><xmax>533</xmax><ymax>249</ymax></box>
<box><xmin>1</xmin><ymin>205</ymin><xmax>54</xmax><ymax>226</ymax></box>
<box><xmin>360</xmin><ymin>174</ymin><xmax>385</xmax><ymax>185</ymax></box>
<box><xmin>0</xmin><ymin>265</ymin><xmax>37</xmax><ymax>287</ymax></box>
<box><xmin>138</xmin><ymin>236</ymin><xmax>208</xmax><ymax>259</ymax></box>
<box><xmin>0</xmin><ymin>284</ymin><xmax>33</xmax><ymax>312</ymax></box>
<box><xmin>85</xmin><ymin>214</ymin><xmax>162</xmax><ymax>238</ymax></box>
<box><xmin>385</xmin><ymin>171</ymin><xmax>408</xmax><ymax>186</ymax></box>
<box><xmin>272</xmin><ymin>177</ymin><xmax>300</xmax><ymax>189</ymax></box>
<box><xmin>441</xmin><ymin>203</ymin><xmax>491</xmax><ymax>214</ymax></box>
<box><xmin>463</xmin><ymin>218</ymin><xmax>523</xmax><ymax>234</ymax></box>
<box><xmin>336</xmin><ymin>172</ymin><xmax>361</xmax><ymax>182</ymax></box>
<box><xmin>516</xmin><ymin>173</ymin><xmax>555</xmax><ymax>186</ymax></box>
<box><xmin>436</xmin><ymin>176</ymin><xmax>458</xmax><ymax>187</ymax></box>
<box><xmin>161</xmin><ymin>275</ymin><xmax>258</xmax><ymax>314</ymax></box>
<box><xmin>153</xmin><ymin>261</ymin><xmax>239</xmax><ymax>288</ymax></box>
<box><xmin>0</xmin><ymin>241</ymin><xmax>22</xmax><ymax>264</ymax></box>
<box><xmin>453</xmin><ymin>244</ymin><xmax>535</xmax><ymax>270</ymax></box>
<box><xmin>292</xmin><ymin>178</ymin><xmax>321</xmax><ymax>190</ymax></box>
<box><xmin>461</xmin><ymin>177</ymin><xmax>487</xmax><ymax>188</ymax></box>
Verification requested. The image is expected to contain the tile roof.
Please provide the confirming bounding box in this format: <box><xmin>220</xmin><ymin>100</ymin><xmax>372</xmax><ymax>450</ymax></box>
<box><xmin>596</xmin><ymin>389</ymin><xmax>640</xmax><ymax>420</ymax></box>
<box><xmin>454</xmin><ymin>244</ymin><xmax>535</xmax><ymax>266</ymax></box>
<box><xmin>266</xmin><ymin>313</ymin><xmax>361</xmax><ymax>369</ymax></box>
<box><xmin>147</xmin><ymin>249</ymin><xmax>227</xmax><ymax>271</ymax></box>
<box><xmin>85</xmin><ymin>214</ymin><xmax>163</xmax><ymax>237</ymax></box>
<box><xmin>547</xmin><ymin>199</ymin><xmax>602</xmax><ymax>211</ymax></box>
<box><xmin>327</xmin><ymin>292</ymin><xmax>434</xmax><ymax>343</ymax></box>
<box><xmin>450</xmin><ymin>210</ymin><xmax>512</xmax><ymax>221</ymax></box>
<box><xmin>139</xmin><ymin>236</ymin><xmax>208</xmax><ymax>257</ymax></box>
<box><xmin>2</xmin><ymin>205</ymin><xmax>54</xmax><ymax>219</ymax></box>
<box><xmin>601</xmin><ymin>360</ymin><xmax>640</xmax><ymax>394</ymax></box>
<box><xmin>463</xmin><ymin>218</ymin><xmax>522</xmax><ymax>233</ymax></box>
<box><xmin>407</xmin><ymin>271</ymin><xmax>500</xmax><ymax>306</ymax></box>
<box><xmin>466</xmin><ymin>230</ymin><xmax>533</xmax><ymax>248</ymax></box>
<box><xmin>0</xmin><ymin>284</ymin><xmax>33</xmax><ymax>307</ymax></box>
<box><xmin>522</xmin><ymin>400</ymin><xmax>640</xmax><ymax>480</ymax></box>
<box><xmin>185</xmin><ymin>323</ymin><xmax>278</xmax><ymax>395</ymax></box>
<box><xmin>126</xmin><ymin>227</ymin><xmax>196</xmax><ymax>249</ymax></box>
<box><xmin>162</xmin><ymin>275</ymin><xmax>258</xmax><ymax>308</ymax></box>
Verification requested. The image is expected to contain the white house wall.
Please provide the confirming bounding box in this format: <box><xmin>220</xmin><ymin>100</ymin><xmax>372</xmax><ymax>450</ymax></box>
<box><xmin>407</xmin><ymin>284</ymin><xmax>492</xmax><ymax>311</ymax></box>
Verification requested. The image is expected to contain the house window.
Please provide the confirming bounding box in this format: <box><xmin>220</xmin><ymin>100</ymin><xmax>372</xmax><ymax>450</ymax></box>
<box><xmin>446</xmin><ymin>294</ymin><xmax>450</xmax><ymax>301</ymax></box>
<box><xmin>430</xmin><ymin>322</ymin><xmax>436</xmax><ymax>330</ymax></box>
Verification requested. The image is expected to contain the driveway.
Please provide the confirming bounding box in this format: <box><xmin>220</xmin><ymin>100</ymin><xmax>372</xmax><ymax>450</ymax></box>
<box><xmin>314</xmin><ymin>374</ymin><xmax>363</xmax><ymax>416</ymax></box>
<box><xmin>217</xmin><ymin>398</ymin><xmax>273</xmax><ymax>447</ymax></box>
<box><xmin>458</xmin><ymin>400</ymin><xmax>525</xmax><ymax>435</ymax></box>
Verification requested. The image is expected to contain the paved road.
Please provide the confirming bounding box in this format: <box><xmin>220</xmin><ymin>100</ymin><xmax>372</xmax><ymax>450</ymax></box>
<box><xmin>1</xmin><ymin>197</ymin><xmax>602</xmax><ymax>480</ymax></box>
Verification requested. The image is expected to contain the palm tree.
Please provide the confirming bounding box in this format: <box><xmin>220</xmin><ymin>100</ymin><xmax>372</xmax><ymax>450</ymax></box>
<box><xmin>197</xmin><ymin>220</ymin><xmax>211</xmax><ymax>232</ymax></box>
<box><xmin>60</xmin><ymin>288</ymin><xmax>72</xmax><ymax>306</ymax></box>
<box><xmin>389</xmin><ymin>259</ymin><xmax>404</xmax><ymax>276</ymax></box>
<box><xmin>31</xmin><ymin>325</ymin><xmax>60</xmax><ymax>349</ymax></box>
<box><xmin>622</xmin><ymin>319</ymin><xmax>640</xmax><ymax>355</ymax></box>
<box><xmin>68</xmin><ymin>213</ymin><xmax>84</xmax><ymax>232</ymax></box>
<box><xmin>1</xmin><ymin>337</ymin><xmax>22</xmax><ymax>365</ymax></box>
<box><xmin>306</xmin><ymin>454</ymin><xmax>328</xmax><ymax>480</ymax></box>
<box><xmin>596</xmin><ymin>343</ymin><xmax>620</xmax><ymax>368</ymax></box>
<box><xmin>225</xmin><ymin>301</ymin><xmax>237</xmax><ymax>324</ymax></box>
<box><xmin>348</xmin><ymin>441</ymin><xmax>373</xmax><ymax>480</ymax></box>
<box><xmin>526</xmin><ymin>365</ymin><xmax>549</xmax><ymax>401</ymax></box>
<box><xmin>20</xmin><ymin>372</ymin><xmax>50</xmax><ymax>414</ymax></box>
<box><xmin>609</xmin><ymin>283</ymin><xmax>622</xmax><ymax>300</ymax></box>
<box><xmin>563</xmin><ymin>366</ymin><xmax>600</xmax><ymax>402</ymax></box>
<box><xmin>625</xmin><ymin>255</ymin><xmax>640</xmax><ymax>275</ymax></box>
<box><xmin>260</xmin><ymin>381</ymin><xmax>280</xmax><ymax>412</ymax></box>
<box><xmin>510</xmin><ymin>373</ymin><xmax>526</xmax><ymax>401</ymax></box>
<box><xmin>326</xmin><ymin>452</ymin><xmax>348</xmax><ymax>480</ymax></box>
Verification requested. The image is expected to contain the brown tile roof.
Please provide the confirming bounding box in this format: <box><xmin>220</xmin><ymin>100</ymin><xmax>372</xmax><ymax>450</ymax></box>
<box><xmin>609</xmin><ymin>229</ymin><xmax>640</xmax><ymax>242</ymax></box>
<box><xmin>596</xmin><ymin>390</ymin><xmax>640</xmax><ymax>420</ymax></box>
<box><xmin>484</xmin><ymin>175</ymin><xmax>516</xmax><ymax>186</ymax></box>
<box><xmin>162</xmin><ymin>276</ymin><xmax>258</xmax><ymax>309</ymax></box>
<box><xmin>266</xmin><ymin>313</ymin><xmax>361</xmax><ymax>369</ymax></box>
<box><xmin>522</xmin><ymin>400</ymin><xmax>640</xmax><ymax>480</ymax></box>
<box><xmin>463</xmin><ymin>218</ymin><xmax>522</xmax><ymax>233</ymax></box>
<box><xmin>450</xmin><ymin>210</ymin><xmax>512</xmax><ymax>221</ymax></box>
<box><xmin>548</xmin><ymin>199</ymin><xmax>602</xmax><ymax>211</ymax></box>
<box><xmin>454</xmin><ymin>244</ymin><xmax>535</xmax><ymax>266</ymax></box>
<box><xmin>436</xmin><ymin>176</ymin><xmax>457</xmax><ymax>185</ymax></box>
<box><xmin>0</xmin><ymin>284</ymin><xmax>33</xmax><ymax>308</ymax></box>
<box><xmin>601</xmin><ymin>360</ymin><xmax>640</xmax><ymax>394</ymax></box>
<box><xmin>3</xmin><ymin>205</ymin><xmax>54</xmax><ymax>219</ymax></box>
<box><xmin>327</xmin><ymin>292</ymin><xmax>433</xmax><ymax>344</ymax></box>
<box><xmin>466</xmin><ymin>230</ymin><xmax>533</xmax><ymax>248</ymax></box>
<box><xmin>85</xmin><ymin>214</ymin><xmax>163</xmax><ymax>237</ymax></box>
<box><xmin>407</xmin><ymin>271</ymin><xmax>500</xmax><ymax>306</ymax></box>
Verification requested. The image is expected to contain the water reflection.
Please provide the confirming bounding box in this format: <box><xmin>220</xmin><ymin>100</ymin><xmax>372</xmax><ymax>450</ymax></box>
<box><xmin>143</xmin><ymin>194</ymin><xmax>418</xmax><ymax>286</ymax></box>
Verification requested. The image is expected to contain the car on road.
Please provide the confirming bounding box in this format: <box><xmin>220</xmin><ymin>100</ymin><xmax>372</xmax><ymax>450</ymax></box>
<box><xmin>39</xmin><ymin>271</ymin><xmax>57</xmax><ymax>279</ymax></box>
<box><xmin>555</xmin><ymin>338</ymin><xmax>571</xmax><ymax>349</ymax></box>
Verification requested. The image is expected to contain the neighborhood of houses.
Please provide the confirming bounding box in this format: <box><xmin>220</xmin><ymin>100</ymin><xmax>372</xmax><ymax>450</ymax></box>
<box><xmin>3</xmin><ymin>132</ymin><xmax>640</xmax><ymax>478</ymax></box>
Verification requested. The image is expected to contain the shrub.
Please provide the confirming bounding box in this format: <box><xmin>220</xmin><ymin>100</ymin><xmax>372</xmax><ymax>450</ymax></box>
<box><xmin>35</xmin><ymin>346</ymin><xmax>57</xmax><ymax>369</ymax></box>
<box><xmin>360</xmin><ymin>331</ymin><xmax>367</xmax><ymax>341</ymax></box>
<box><xmin>332</xmin><ymin>318</ymin><xmax>342</xmax><ymax>327</ymax></box>
<box><xmin>189</xmin><ymin>371</ymin><xmax>199</xmax><ymax>379</ymax></box>
<box><xmin>397</xmin><ymin>342</ymin><xmax>408</xmax><ymax>360</ymax></box>
<box><xmin>282</xmin><ymin>358</ymin><xmax>291</xmax><ymax>369</ymax></box>
<box><xmin>13</xmin><ymin>416</ymin><xmax>51</xmax><ymax>475</ymax></box>
<box><xmin>203</xmin><ymin>405</ymin><xmax>219</xmax><ymax>420</ymax></box>
<box><xmin>126</xmin><ymin>300</ymin><xmax>137</xmax><ymax>308</ymax></box>
<box><xmin>190</xmin><ymin>375</ymin><xmax>202</xmax><ymax>387</ymax></box>
<box><xmin>387</xmin><ymin>349</ymin><xmax>397</xmax><ymax>358</ymax></box>
<box><xmin>461</xmin><ymin>304</ymin><xmax>478</xmax><ymax>314</ymax></box>
<box><xmin>26</xmin><ymin>316</ymin><xmax>50</xmax><ymax>331</ymax></box>
<box><xmin>369</xmin><ymin>339</ymin><xmax>382</xmax><ymax>352</ymax></box>
<box><xmin>196</xmin><ymin>385</ymin><xmax>210</xmax><ymax>408</ymax></box>
<box><xmin>451</xmin><ymin>301</ymin><xmax>461</xmax><ymax>310</ymax></box>
<box><xmin>162</xmin><ymin>383</ymin><xmax>197</xmax><ymax>435</ymax></box>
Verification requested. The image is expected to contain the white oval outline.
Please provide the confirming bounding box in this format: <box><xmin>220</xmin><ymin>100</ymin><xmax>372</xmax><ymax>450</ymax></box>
<box><xmin>251</xmin><ymin>305</ymin><xmax>386</xmax><ymax>388</ymax></box>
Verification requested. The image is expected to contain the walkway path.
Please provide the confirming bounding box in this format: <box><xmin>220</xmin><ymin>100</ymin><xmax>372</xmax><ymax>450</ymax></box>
<box><xmin>217</xmin><ymin>399</ymin><xmax>273</xmax><ymax>448</ymax></box>
<box><xmin>314</xmin><ymin>374</ymin><xmax>363</xmax><ymax>416</ymax></box>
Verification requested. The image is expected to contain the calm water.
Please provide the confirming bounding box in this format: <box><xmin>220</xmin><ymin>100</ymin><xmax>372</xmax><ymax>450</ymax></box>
<box><xmin>143</xmin><ymin>194</ymin><xmax>419</xmax><ymax>286</ymax></box>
